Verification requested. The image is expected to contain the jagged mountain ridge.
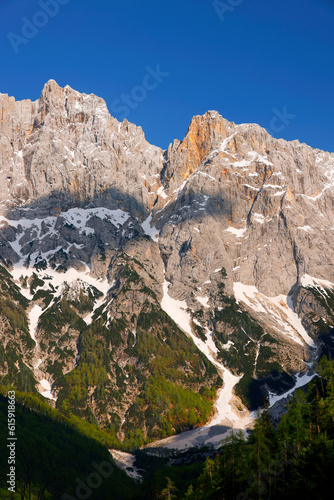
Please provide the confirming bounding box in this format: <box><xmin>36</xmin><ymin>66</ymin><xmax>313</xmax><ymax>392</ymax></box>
<box><xmin>0</xmin><ymin>80</ymin><xmax>333</xmax><ymax>445</ymax></box>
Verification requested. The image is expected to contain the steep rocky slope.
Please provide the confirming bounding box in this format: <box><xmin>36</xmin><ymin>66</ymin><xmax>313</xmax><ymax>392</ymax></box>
<box><xmin>0</xmin><ymin>80</ymin><xmax>333</xmax><ymax>445</ymax></box>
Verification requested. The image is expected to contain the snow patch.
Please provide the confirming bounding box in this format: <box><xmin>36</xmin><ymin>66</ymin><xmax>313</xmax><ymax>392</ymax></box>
<box><xmin>141</xmin><ymin>214</ymin><xmax>159</xmax><ymax>242</ymax></box>
<box><xmin>34</xmin><ymin>358</ymin><xmax>43</xmax><ymax>369</ymax></box>
<box><xmin>253</xmin><ymin>213</ymin><xmax>266</xmax><ymax>224</ymax></box>
<box><xmin>224</xmin><ymin>226</ymin><xmax>247</xmax><ymax>238</ymax></box>
<box><xmin>28</xmin><ymin>305</ymin><xmax>43</xmax><ymax>343</ymax></box>
<box><xmin>84</xmin><ymin>296</ymin><xmax>107</xmax><ymax>325</ymax></box>
<box><xmin>300</xmin><ymin>274</ymin><xmax>334</xmax><ymax>291</ymax></box>
<box><xmin>110</xmin><ymin>450</ymin><xmax>142</xmax><ymax>481</ymax></box>
<box><xmin>269</xmin><ymin>370</ymin><xmax>316</xmax><ymax>406</ymax></box>
<box><xmin>221</xmin><ymin>340</ymin><xmax>234</xmax><ymax>351</ymax></box>
<box><xmin>39</xmin><ymin>379</ymin><xmax>57</xmax><ymax>401</ymax></box>
<box><xmin>157</xmin><ymin>186</ymin><xmax>168</xmax><ymax>199</ymax></box>
<box><xmin>196</xmin><ymin>295</ymin><xmax>210</xmax><ymax>308</ymax></box>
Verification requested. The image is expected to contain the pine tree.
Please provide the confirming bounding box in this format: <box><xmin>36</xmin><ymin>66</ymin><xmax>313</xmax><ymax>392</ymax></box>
<box><xmin>157</xmin><ymin>477</ymin><xmax>178</xmax><ymax>500</ymax></box>
<box><xmin>317</xmin><ymin>356</ymin><xmax>334</xmax><ymax>433</ymax></box>
<box><xmin>183</xmin><ymin>483</ymin><xmax>194</xmax><ymax>499</ymax></box>
<box><xmin>246</xmin><ymin>411</ymin><xmax>274</xmax><ymax>500</ymax></box>
<box><xmin>218</xmin><ymin>429</ymin><xmax>246</xmax><ymax>498</ymax></box>
<box><xmin>285</xmin><ymin>389</ymin><xmax>309</xmax><ymax>454</ymax></box>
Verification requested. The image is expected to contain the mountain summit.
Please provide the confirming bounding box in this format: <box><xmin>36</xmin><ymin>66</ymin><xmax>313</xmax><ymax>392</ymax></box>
<box><xmin>0</xmin><ymin>81</ymin><xmax>333</xmax><ymax>447</ymax></box>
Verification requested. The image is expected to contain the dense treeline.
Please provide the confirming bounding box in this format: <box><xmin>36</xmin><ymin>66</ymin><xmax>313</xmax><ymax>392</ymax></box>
<box><xmin>123</xmin><ymin>376</ymin><xmax>216</xmax><ymax>446</ymax></box>
<box><xmin>0</xmin><ymin>389</ymin><xmax>136</xmax><ymax>499</ymax></box>
<box><xmin>0</xmin><ymin>357</ymin><xmax>334</xmax><ymax>499</ymax></box>
<box><xmin>0</xmin><ymin>386</ymin><xmax>123</xmax><ymax>451</ymax></box>
<box><xmin>151</xmin><ymin>356</ymin><xmax>334</xmax><ymax>499</ymax></box>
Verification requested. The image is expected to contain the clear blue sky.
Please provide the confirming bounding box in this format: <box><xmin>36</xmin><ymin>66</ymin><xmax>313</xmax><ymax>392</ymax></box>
<box><xmin>0</xmin><ymin>0</ymin><xmax>333</xmax><ymax>152</ymax></box>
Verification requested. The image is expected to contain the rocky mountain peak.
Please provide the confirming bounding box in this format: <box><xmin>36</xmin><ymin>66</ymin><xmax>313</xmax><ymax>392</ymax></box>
<box><xmin>0</xmin><ymin>81</ymin><xmax>164</xmax><ymax>216</ymax></box>
<box><xmin>163</xmin><ymin>111</ymin><xmax>235</xmax><ymax>188</ymax></box>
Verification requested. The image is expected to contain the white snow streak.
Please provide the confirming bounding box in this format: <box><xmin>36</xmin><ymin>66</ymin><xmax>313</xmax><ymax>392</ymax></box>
<box><xmin>196</xmin><ymin>295</ymin><xmax>210</xmax><ymax>308</ymax></box>
<box><xmin>224</xmin><ymin>226</ymin><xmax>247</xmax><ymax>238</ymax></box>
<box><xmin>269</xmin><ymin>370</ymin><xmax>316</xmax><ymax>407</ymax></box>
<box><xmin>300</xmin><ymin>274</ymin><xmax>334</xmax><ymax>292</ymax></box>
<box><xmin>28</xmin><ymin>305</ymin><xmax>42</xmax><ymax>343</ymax></box>
<box><xmin>159</xmin><ymin>279</ymin><xmax>253</xmax><ymax>449</ymax></box>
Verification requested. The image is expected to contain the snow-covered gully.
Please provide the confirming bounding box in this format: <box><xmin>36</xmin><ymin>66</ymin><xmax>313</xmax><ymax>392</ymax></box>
<box><xmin>26</xmin><ymin>302</ymin><xmax>58</xmax><ymax>401</ymax></box>
<box><xmin>109</xmin><ymin>450</ymin><xmax>143</xmax><ymax>482</ymax></box>
<box><xmin>150</xmin><ymin>279</ymin><xmax>254</xmax><ymax>450</ymax></box>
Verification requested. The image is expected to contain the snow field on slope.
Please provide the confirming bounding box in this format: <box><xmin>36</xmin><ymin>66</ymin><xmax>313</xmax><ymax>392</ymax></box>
<box><xmin>28</xmin><ymin>305</ymin><xmax>43</xmax><ymax>343</ymax></box>
<box><xmin>0</xmin><ymin>207</ymin><xmax>130</xmax><ymax>266</ymax></box>
<box><xmin>224</xmin><ymin>226</ymin><xmax>247</xmax><ymax>238</ymax></box>
<box><xmin>39</xmin><ymin>379</ymin><xmax>57</xmax><ymax>401</ymax></box>
<box><xmin>109</xmin><ymin>450</ymin><xmax>142</xmax><ymax>481</ymax></box>
<box><xmin>233</xmin><ymin>282</ymin><xmax>315</xmax><ymax>347</ymax></box>
<box><xmin>268</xmin><ymin>369</ymin><xmax>317</xmax><ymax>407</ymax></box>
<box><xmin>12</xmin><ymin>263</ymin><xmax>110</xmax><ymax>299</ymax></box>
<box><xmin>300</xmin><ymin>274</ymin><xmax>334</xmax><ymax>294</ymax></box>
<box><xmin>141</xmin><ymin>214</ymin><xmax>159</xmax><ymax>242</ymax></box>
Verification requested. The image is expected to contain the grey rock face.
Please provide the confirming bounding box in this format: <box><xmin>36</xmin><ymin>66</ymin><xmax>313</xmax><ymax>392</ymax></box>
<box><xmin>0</xmin><ymin>80</ymin><xmax>163</xmax><ymax>216</ymax></box>
<box><xmin>155</xmin><ymin>112</ymin><xmax>334</xmax><ymax>297</ymax></box>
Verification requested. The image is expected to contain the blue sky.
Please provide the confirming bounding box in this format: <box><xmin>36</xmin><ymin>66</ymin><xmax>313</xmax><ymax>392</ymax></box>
<box><xmin>0</xmin><ymin>0</ymin><xmax>333</xmax><ymax>152</ymax></box>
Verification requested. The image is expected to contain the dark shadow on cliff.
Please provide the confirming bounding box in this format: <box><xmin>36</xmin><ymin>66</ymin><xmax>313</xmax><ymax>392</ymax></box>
<box><xmin>0</xmin><ymin>184</ymin><xmax>234</xmax><ymax>269</ymax></box>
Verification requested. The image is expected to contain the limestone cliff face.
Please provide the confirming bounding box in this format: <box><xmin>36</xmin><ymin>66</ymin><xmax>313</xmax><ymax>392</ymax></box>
<box><xmin>163</xmin><ymin>112</ymin><xmax>233</xmax><ymax>188</ymax></box>
<box><xmin>0</xmin><ymin>80</ymin><xmax>163</xmax><ymax>216</ymax></box>
<box><xmin>156</xmin><ymin>112</ymin><xmax>334</xmax><ymax>298</ymax></box>
<box><xmin>0</xmin><ymin>80</ymin><xmax>334</xmax><ymax>422</ymax></box>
